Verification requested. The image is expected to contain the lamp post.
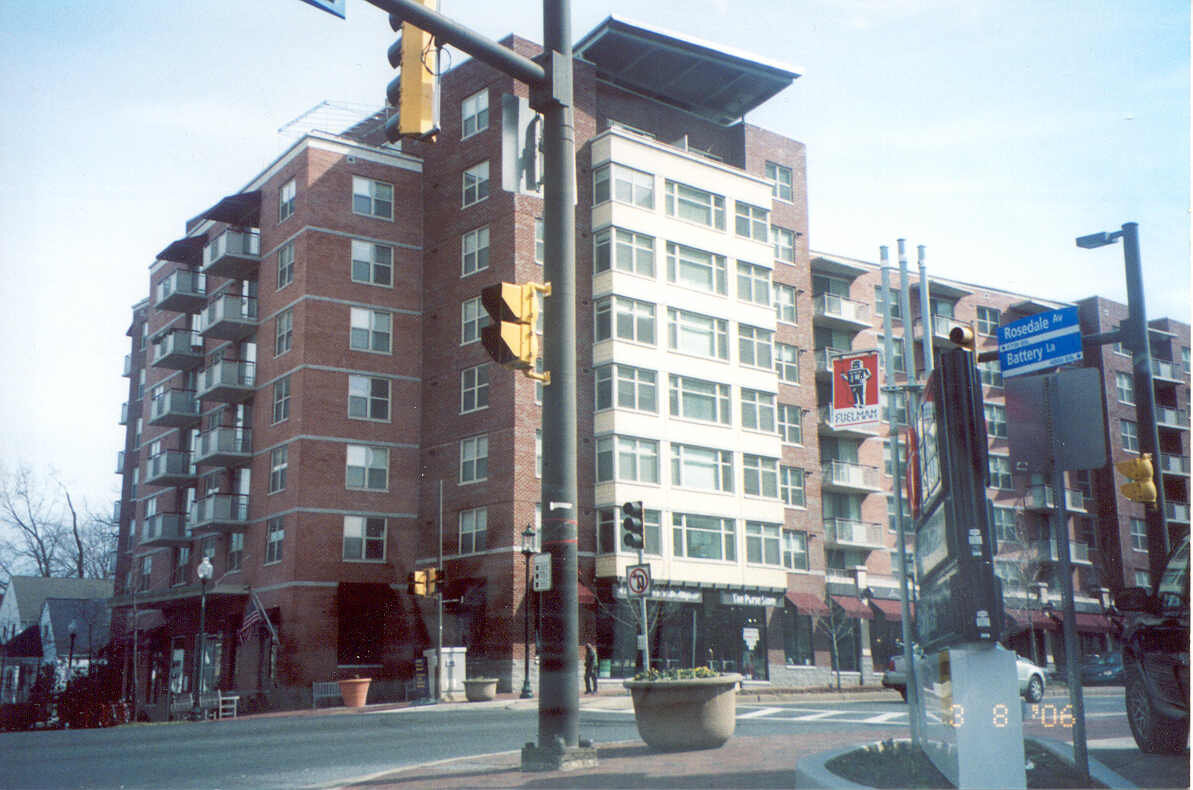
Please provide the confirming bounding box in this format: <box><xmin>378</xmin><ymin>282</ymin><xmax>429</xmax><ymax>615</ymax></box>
<box><xmin>521</xmin><ymin>525</ymin><xmax>537</xmax><ymax>699</ymax></box>
<box><xmin>189</xmin><ymin>556</ymin><xmax>213</xmax><ymax>721</ymax></box>
<box><xmin>67</xmin><ymin>620</ymin><xmax>78</xmax><ymax>686</ymax></box>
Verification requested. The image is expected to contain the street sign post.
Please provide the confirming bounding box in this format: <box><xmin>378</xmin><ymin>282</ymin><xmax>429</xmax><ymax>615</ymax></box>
<box><xmin>626</xmin><ymin>564</ymin><xmax>651</xmax><ymax>597</ymax></box>
<box><xmin>997</xmin><ymin>306</ymin><xmax>1082</xmax><ymax>378</ymax></box>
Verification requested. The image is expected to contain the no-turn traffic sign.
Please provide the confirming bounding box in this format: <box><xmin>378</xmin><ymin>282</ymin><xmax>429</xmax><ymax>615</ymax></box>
<box><xmin>626</xmin><ymin>564</ymin><xmax>651</xmax><ymax>597</ymax></box>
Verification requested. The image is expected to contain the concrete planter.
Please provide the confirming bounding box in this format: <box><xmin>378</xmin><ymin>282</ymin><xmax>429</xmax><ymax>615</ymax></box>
<box><xmin>337</xmin><ymin>678</ymin><xmax>371</xmax><ymax>708</ymax></box>
<box><xmin>623</xmin><ymin>673</ymin><xmax>741</xmax><ymax>751</ymax></box>
<box><xmin>463</xmin><ymin>678</ymin><xmax>499</xmax><ymax>702</ymax></box>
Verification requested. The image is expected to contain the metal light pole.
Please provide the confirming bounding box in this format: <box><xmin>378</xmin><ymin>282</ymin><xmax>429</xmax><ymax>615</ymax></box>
<box><xmin>189</xmin><ymin>556</ymin><xmax>213</xmax><ymax>721</ymax></box>
<box><xmin>67</xmin><ymin>620</ymin><xmax>78</xmax><ymax>686</ymax></box>
<box><xmin>521</xmin><ymin>525</ymin><xmax>537</xmax><ymax>699</ymax></box>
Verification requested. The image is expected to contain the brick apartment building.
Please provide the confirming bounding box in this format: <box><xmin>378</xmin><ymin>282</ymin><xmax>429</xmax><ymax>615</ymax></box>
<box><xmin>110</xmin><ymin>17</ymin><xmax>1189</xmax><ymax>717</ymax></box>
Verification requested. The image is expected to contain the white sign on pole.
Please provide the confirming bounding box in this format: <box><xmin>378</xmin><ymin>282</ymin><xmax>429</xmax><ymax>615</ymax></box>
<box><xmin>626</xmin><ymin>564</ymin><xmax>652</xmax><ymax>597</ymax></box>
<box><xmin>532</xmin><ymin>553</ymin><xmax>551</xmax><ymax>591</ymax></box>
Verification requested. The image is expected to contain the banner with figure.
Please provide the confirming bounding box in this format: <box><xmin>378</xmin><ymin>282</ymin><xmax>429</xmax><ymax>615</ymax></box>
<box><xmin>831</xmin><ymin>351</ymin><xmax>880</xmax><ymax>427</ymax></box>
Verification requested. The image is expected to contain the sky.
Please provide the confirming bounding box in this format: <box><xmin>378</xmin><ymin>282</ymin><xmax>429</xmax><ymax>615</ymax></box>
<box><xmin>0</xmin><ymin>0</ymin><xmax>1188</xmax><ymax>516</ymax></box>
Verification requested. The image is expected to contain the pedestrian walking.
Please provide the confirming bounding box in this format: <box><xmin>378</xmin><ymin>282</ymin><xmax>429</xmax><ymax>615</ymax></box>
<box><xmin>584</xmin><ymin>642</ymin><xmax>598</xmax><ymax>694</ymax></box>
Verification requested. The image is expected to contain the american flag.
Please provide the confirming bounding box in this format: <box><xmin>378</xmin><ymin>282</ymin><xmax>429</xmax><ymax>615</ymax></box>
<box><xmin>239</xmin><ymin>597</ymin><xmax>265</xmax><ymax>644</ymax></box>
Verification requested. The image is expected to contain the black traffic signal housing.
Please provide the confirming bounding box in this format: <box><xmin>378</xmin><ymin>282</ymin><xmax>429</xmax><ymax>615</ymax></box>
<box><xmin>622</xmin><ymin>501</ymin><xmax>645</xmax><ymax>551</ymax></box>
<box><xmin>407</xmin><ymin>569</ymin><xmax>427</xmax><ymax>597</ymax></box>
<box><xmin>480</xmin><ymin>282</ymin><xmax>551</xmax><ymax>381</ymax></box>
<box><xmin>1117</xmin><ymin>453</ymin><xmax>1157</xmax><ymax>504</ymax></box>
<box><xmin>384</xmin><ymin>2</ymin><xmax>438</xmax><ymax>143</ymax></box>
<box><xmin>948</xmin><ymin>324</ymin><xmax>976</xmax><ymax>350</ymax></box>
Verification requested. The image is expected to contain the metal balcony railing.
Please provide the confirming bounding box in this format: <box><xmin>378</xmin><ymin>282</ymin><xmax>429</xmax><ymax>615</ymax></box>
<box><xmin>1155</xmin><ymin>406</ymin><xmax>1189</xmax><ymax>429</ymax></box>
<box><xmin>155</xmin><ymin>269</ymin><xmax>207</xmax><ymax>312</ymax></box>
<box><xmin>148</xmin><ymin>388</ymin><xmax>199</xmax><ymax>427</ymax></box>
<box><xmin>197</xmin><ymin>359</ymin><xmax>255</xmax><ymax>402</ymax></box>
<box><xmin>200</xmin><ymin>293</ymin><xmax>258</xmax><ymax>341</ymax></box>
<box><xmin>189</xmin><ymin>493</ymin><xmax>250</xmax><ymax>532</ymax></box>
<box><xmin>152</xmin><ymin>329</ymin><xmax>204</xmax><ymax>370</ymax></box>
<box><xmin>821</xmin><ymin>460</ymin><xmax>880</xmax><ymax>491</ymax></box>
<box><xmin>823</xmin><ymin>518</ymin><xmax>886</xmax><ymax>550</ymax></box>
<box><xmin>193</xmin><ymin>427</ymin><xmax>253</xmax><ymax>467</ymax></box>
<box><xmin>1159</xmin><ymin>454</ymin><xmax>1190</xmax><ymax>475</ymax></box>
<box><xmin>813</xmin><ymin>294</ymin><xmax>870</xmax><ymax>325</ymax></box>
<box><xmin>201</xmin><ymin>229</ymin><xmax>260</xmax><ymax>280</ymax></box>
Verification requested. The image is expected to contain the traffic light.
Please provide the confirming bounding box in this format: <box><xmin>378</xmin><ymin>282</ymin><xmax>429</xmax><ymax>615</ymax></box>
<box><xmin>407</xmin><ymin>569</ymin><xmax>427</xmax><ymax>597</ymax></box>
<box><xmin>384</xmin><ymin>0</ymin><xmax>438</xmax><ymax>142</ymax></box>
<box><xmin>481</xmin><ymin>281</ymin><xmax>551</xmax><ymax>381</ymax></box>
<box><xmin>948</xmin><ymin>324</ymin><xmax>976</xmax><ymax>350</ymax></box>
<box><xmin>426</xmin><ymin>567</ymin><xmax>440</xmax><ymax>597</ymax></box>
<box><xmin>622</xmin><ymin>501</ymin><xmax>644</xmax><ymax>551</ymax></box>
<box><xmin>1117</xmin><ymin>453</ymin><xmax>1157</xmax><ymax>504</ymax></box>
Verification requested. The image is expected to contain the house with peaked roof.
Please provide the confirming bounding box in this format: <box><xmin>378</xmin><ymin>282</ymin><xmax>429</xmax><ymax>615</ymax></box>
<box><xmin>0</xmin><ymin>577</ymin><xmax>113</xmax><ymax>644</ymax></box>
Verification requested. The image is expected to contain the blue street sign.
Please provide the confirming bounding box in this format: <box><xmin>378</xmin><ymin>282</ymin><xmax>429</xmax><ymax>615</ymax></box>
<box><xmin>298</xmin><ymin>0</ymin><xmax>346</xmax><ymax>18</ymax></box>
<box><xmin>997</xmin><ymin>306</ymin><xmax>1082</xmax><ymax>377</ymax></box>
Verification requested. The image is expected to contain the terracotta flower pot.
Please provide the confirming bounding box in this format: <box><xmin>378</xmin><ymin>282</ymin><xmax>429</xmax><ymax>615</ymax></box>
<box><xmin>623</xmin><ymin>673</ymin><xmax>741</xmax><ymax>751</ymax></box>
<box><xmin>463</xmin><ymin>678</ymin><xmax>499</xmax><ymax>702</ymax></box>
<box><xmin>338</xmin><ymin>677</ymin><xmax>371</xmax><ymax>708</ymax></box>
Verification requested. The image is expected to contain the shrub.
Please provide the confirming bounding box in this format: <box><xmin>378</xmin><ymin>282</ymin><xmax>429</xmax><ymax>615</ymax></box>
<box><xmin>632</xmin><ymin>666</ymin><xmax>721</xmax><ymax>681</ymax></box>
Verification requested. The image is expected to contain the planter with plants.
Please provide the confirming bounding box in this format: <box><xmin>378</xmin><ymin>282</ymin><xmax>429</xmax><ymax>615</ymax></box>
<box><xmin>462</xmin><ymin>677</ymin><xmax>499</xmax><ymax>701</ymax></box>
<box><xmin>622</xmin><ymin>667</ymin><xmax>742</xmax><ymax>751</ymax></box>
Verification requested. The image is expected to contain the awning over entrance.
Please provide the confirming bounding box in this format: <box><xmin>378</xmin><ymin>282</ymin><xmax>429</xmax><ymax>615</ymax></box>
<box><xmin>868</xmin><ymin>598</ymin><xmax>910</xmax><ymax>620</ymax></box>
<box><xmin>786</xmin><ymin>590</ymin><xmax>829</xmax><ymax>616</ymax></box>
<box><xmin>831</xmin><ymin>595</ymin><xmax>874</xmax><ymax>620</ymax></box>
<box><xmin>135</xmin><ymin>609</ymin><xmax>167</xmax><ymax>632</ymax></box>
<box><xmin>1031</xmin><ymin>613</ymin><xmax>1060</xmax><ymax>631</ymax></box>
<box><xmin>1074</xmin><ymin>613</ymin><xmax>1113</xmax><ymax>633</ymax></box>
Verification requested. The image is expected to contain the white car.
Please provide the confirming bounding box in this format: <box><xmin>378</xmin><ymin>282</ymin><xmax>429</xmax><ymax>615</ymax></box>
<box><xmin>883</xmin><ymin>646</ymin><xmax>1046</xmax><ymax>703</ymax></box>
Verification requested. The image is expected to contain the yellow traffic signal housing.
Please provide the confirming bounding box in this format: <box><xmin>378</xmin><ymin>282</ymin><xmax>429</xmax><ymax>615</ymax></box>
<box><xmin>425</xmin><ymin>568</ymin><xmax>439</xmax><ymax>597</ymax></box>
<box><xmin>1117</xmin><ymin>452</ymin><xmax>1157</xmax><ymax>504</ymax></box>
<box><xmin>949</xmin><ymin>324</ymin><xmax>976</xmax><ymax>350</ymax></box>
<box><xmin>384</xmin><ymin>0</ymin><xmax>438</xmax><ymax>142</ymax></box>
<box><xmin>407</xmin><ymin>569</ymin><xmax>427</xmax><ymax>597</ymax></box>
<box><xmin>481</xmin><ymin>281</ymin><xmax>551</xmax><ymax>381</ymax></box>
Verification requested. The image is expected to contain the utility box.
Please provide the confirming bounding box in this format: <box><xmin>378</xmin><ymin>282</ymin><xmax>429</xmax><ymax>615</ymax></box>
<box><xmin>423</xmin><ymin>647</ymin><xmax>467</xmax><ymax>699</ymax></box>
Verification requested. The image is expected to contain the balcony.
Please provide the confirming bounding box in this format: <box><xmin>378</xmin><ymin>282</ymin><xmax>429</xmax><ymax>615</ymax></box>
<box><xmin>1023</xmin><ymin>485</ymin><xmax>1086</xmax><ymax>513</ymax></box>
<box><xmin>928</xmin><ymin>314</ymin><xmax>967</xmax><ymax>341</ymax></box>
<box><xmin>197</xmin><ymin>359</ymin><xmax>255</xmax><ymax>403</ymax></box>
<box><xmin>152</xmin><ymin>329</ymin><xmax>203</xmax><ymax>370</ymax></box>
<box><xmin>1156</xmin><ymin>406</ymin><xmax>1189</xmax><ymax>430</ymax></box>
<box><xmin>190</xmin><ymin>493</ymin><xmax>249</xmax><ymax>533</ymax></box>
<box><xmin>817</xmin><ymin>405</ymin><xmax>881</xmax><ymax>437</ymax></box>
<box><xmin>823</xmin><ymin>518</ymin><xmax>887</xmax><ymax>550</ymax></box>
<box><xmin>141</xmin><ymin>513</ymin><xmax>189</xmax><ymax>547</ymax></box>
<box><xmin>155</xmin><ymin>269</ymin><xmax>207</xmax><ymax>313</ymax></box>
<box><xmin>200</xmin><ymin>293</ymin><xmax>258</xmax><ymax>341</ymax></box>
<box><xmin>1159</xmin><ymin>453</ymin><xmax>1190</xmax><ymax>476</ymax></box>
<box><xmin>144</xmin><ymin>450</ymin><xmax>197</xmax><ymax>487</ymax></box>
<box><xmin>1035</xmin><ymin>539</ymin><xmax>1093</xmax><ymax>565</ymax></box>
<box><xmin>200</xmin><ymin>229</ymin><xmax>260</xmax><ymax>280</ymax></box>
<box><xmin>193</xmin><ymin>427</ymin><xmax>252</xmax><ymax>468</ymax></box>
<box><xmin>122</xmin><ymin>354</ymin><xmax>132</xmax><ymax>377</ymax></box>
<box><xmin>1151</xmin><ymin>359</ymin><xmax>1184</xmax><ymax>383</ymax></box>
<box><xmin>813</xmin><ymin>294</ymin><xmax>870</xmax><ymax>329</ymax></box>
<box><xmin>119</xmin><ymin>402</ymin><xmax>129</xmax><ymax>426</ymax></box>
<box><xmin>1166</xmin><ymin>501</ymin><xmax>1191</xmax><ymax>524</ymax></box>
<box><xmin>815</xmin><ymin>347</ymin><xmax>851</xmax><ymax>379</ymax></box>
<box><xmin>113</xmin><ymin>500</ymin><xmax>122</xmax><ymax>522</ymax></box>
<box><xmin>147</xmin><ymin>389</ymin><xmax>199</xmax><ymax>428</ymax></box>
<box><xmin>821</xmin><ymin>460</ymin><xmax>881</xmax><ymax>492</ymax></box>
<box><xmin>115</xmin><ymin>451</ymin><xmax>126</xmax><ymax>474</ymax></box>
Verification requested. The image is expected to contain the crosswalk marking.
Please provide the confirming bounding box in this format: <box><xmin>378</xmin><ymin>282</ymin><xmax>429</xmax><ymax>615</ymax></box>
<box><xmin>737</xmin><ymin>707</ymin><xmax>784</xmax><ymax>719</ymax></box>
<box><xmin>860</xmin><ymin>712</ymin><xmax>905</xmax><ymax>724</ymax></box>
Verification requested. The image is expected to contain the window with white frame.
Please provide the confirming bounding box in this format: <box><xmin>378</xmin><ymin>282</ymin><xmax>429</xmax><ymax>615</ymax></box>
<box><xmin>597</xmin><ymin>505</ymin><xmax>661</xmax><ymax>555</ymax></box>
<box><xmin>665</xmin><ymin>180</ymin><xmax>725</xmax><ymax>230</ymax></box>
<box><xmin>594</xmin><ymin>364</ymin><xmax>657</xmax><ymax>412</ymax></box>
<box><xmin>668</xmin><ymin>375</ymin><xmax>730</xmax><ymax>424</ymax></box>
<box><xmin>778</xmin><ymin>403</ymin><xmax>803</xmax><ymax>444</ymax></box>
<box><xmin>1120</xmin><ymin>419</ymin><xmax>1139</xmax><ymax>452</ymax></box>
<box><xmin>461</xmin><ymin>226</ymin><xmax>490</xmax><ymax>276</ymax></box>
<box><xmin>349</xmin><ymin>307</ymin><xmax>391</xmax><ymax>353</ymax></box>
<box><xmin>272</xmin><ymin>376</ymin><xmax>290</xmax><ymax>424</ymax></box>
<box><xmin>765</xmin><ymin>161</ymin><xmax>793</xmax><ymax>202</ymax></box>
<box><xmin>743</xmin><ymin>454</ymin><xmax>779</xmax><ymax>498</ymax></box>
<box><xmin>594</xmin><ymin>295</ymin><xmax>656</xmax><ymax>344</ymax></box>
<box><xmin>459</xmin><ymin>435</ymin><xmax>489</xmax><ymax>483</ymax></box>
<box><xmin>746</xmin><ymin>522</ymin><xmax>781</xmax><ymax>565</ymax></box>
<box><xmin>874</xmin><ymin>285</ymin><xmax>902</xmax><ymax>320</ymax></box>
<box><xmin>738</xmin><ymin>324</ymin><xmax>773</xmax><ymax>369</ymax></box>
<box><xmin>771</xmin><ymin>226</ymin><xmax>796</xmax><ymax>263</ymax></box>
<box><xmin>343</xmin><ymin>516</ymin><xmax>386</xmax><ymax>560</ymax></box>
<box><xmin>671</xmin><ymin>443</ymin><xmax>733</xmax><ymax>492</ymax></box>
<box><xmin>534</xmin><ymin>218</ymin><xmax>544</xmax><ymax>265</ymax></box>
<box><xmin>593</xmin><ymin>163</ymin><xmax>654</xmax><ymax>208</ymax></box>
<box><xmin>349</xmin><ymin>375</ymin><xmax>390</xmax><ymax>421</ymax></box>
<box><xmin>882</xmin><ymin>389</ymin><xmax>908</xmax><ymax>424</ymax></box>
<box><xmin>594</xmin><ymin>227</ymin><xmax>655</xmax><ymax>276</ymax></box>
<box><xmin>277</xmin><ymin>242</ymin><xmax>295</xmax><ymax>290</ymax></box>
<box><xmin>882</xmin><ymin>439</ymin><xmax>908</xmax><ymax>476</ymax></box>
<box><xmin>877</xmin><ymin>336</ymin><xmax>905</xmax><ymax>373</ymax></box>
<box><xmin>666</xmin><ymin>242</ymin><xmax>727</xmax><ymax>295</ymax></box>
<box><xmin>991</xmin><ymin>506</ymin><xmax>1018</xmax><ymax>543</ymax></box>
<box><xmin>460</xmin><ymin>88</ymin><xmax>489</xmax><ymax>138</ymax></box>
<box><xmin>1134</xmin><ymin>569</ymin><xmax>1151</xmax><ymax>586</ymax></box>
<box><xmin>671</xmin><ymin>512</ymin><xmax>736</xmax><ymax>561</ymax></box>
<box><xmin>984</xmin><ymin>402</ymin><xmax>1007</xmax><ymax>438</ymax></box>
<box><xmin>460</xmin><ymin>297</ymin><xmax>489</xmax><ymax>344</ymax></box>
<box><xmin>460</xmin><ymin>364</ymin><xmax>490</xmax><ymax>413</ymax></box>
<box><xmin>227</xmin><ymin>532</ymin><xmax>244</xmax><ymax>572</ymax></box>
<box><xmin>782</xmin><ymin>530</ymin><xmax>808</xmax><ymax>570</ymax></box>
<box><xmin>780</xmin><ymin>466</ymin><xmax>806</xmax><ymax>506</ymax></box>
<box><xmin>1130</xmin><ymin>518</ymin><xmax>1147</xmax><ymax>551</ymax></box>
<box><xmin>595</xmin><ymin>435</ymin><xmax>659</xmax><ymax>483</ymax></box>
<box><xmin>737</xmin><ymin>261</ymin><xmax>771</xmax><ymax>306</ymax></box>
<box><xmin>269</xmin><ymin>445</ymin><xmax>287</xmax><ymax>493</ymax></box>
<box><xmin>352</xmin><ymin>176</ymin><xmax>393</xmax><ymax>219</ymax></box>
<box><xmin>346</xmin><ymin>445</ymin><xmax>388</xmax><ymax>490</ymax></box>
<box><xmin>987</xmin><ymin>454</ymin><xmax>1012</xmax><ymax>490</ymax></box>
<box><xmin>535</xmin><ymin>429</ymin><xmax>541</xmax><ymax>477</ymax></box>
<box><xmin>979</xmin><ymin>359</ymin><xmax>1003</xmax><ymax>388</ymax></box>
<box><xmin>774</xmin><ymin>283</ymin><xmax>796</xmax><ymax>323</ymax></box>
<box><xmin>459</xmin><ymin>507</ymin><xmax>487</xmax><ymax>554</ymax></box>
<box><xmin>351</xmin><ymin>240</ymin><xmax>393</xmax><ymax>286</ymax></box>
<box><xmin>278</xmin><ymin>178</ymin><xmax>296</xmax><ymax>222</ymax></box>
<box><xmin>734</xmin><ymin>201</ymin><xmax>769</xmax><ymax>241</ymax></box>
<box><xmin>776</xmin><ymin>343</ymin><xmax>800</xmax><ymax>383</ymax></box>
<box><xmin>740</xmin><ymin>388</ymin><xmax>776</xmax><ymax>432</ymax></box>
<box><xmin>275</xmin><ymin>309</ymin><xmax>293</xmax><ymax>357</ymax></box>
<box><xmin>667</xmin><ymin>308</ymin><xmax>727</xmax><ymax>359</ymax></box>
<box><xmin>265</xmin><ymin>517</ymin><xmax>284</xmax><ymax>564</ymax></box>
<box><xmin>977</xmin><ymin>306</ymin><xmax>1000</xmax><ymax>336</ymax></box>
<box><xmin>462</xmin><ymin>161</ymin><xmax>490</xmax><ymax>207</ymax></box>
<box><xmin>1115</xmin><ymin>372</ymin><xmax>1135</xmax><ymax>404</ymax></box>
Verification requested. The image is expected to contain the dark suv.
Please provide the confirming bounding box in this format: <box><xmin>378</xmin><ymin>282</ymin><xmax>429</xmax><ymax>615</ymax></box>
<box><xmin>1115</xmin><ymin>535</ymin><xmax>1189</xmax><ymax>753</ymax></box>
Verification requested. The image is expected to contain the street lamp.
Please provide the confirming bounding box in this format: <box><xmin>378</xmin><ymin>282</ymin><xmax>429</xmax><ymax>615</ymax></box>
<box><xmin>67</xmin><ymin>620</ymin><xmax>78</xmax><ymax>685</ymax></box>
<box><xmin>520</xmin><ymin>525</ymin><xmax>537</xmax><ymax>699</ymax></box>
<box><xmin>189</xmin><ymin>556</ymin><xmax>214</xmax><ymax>721</ymax></box>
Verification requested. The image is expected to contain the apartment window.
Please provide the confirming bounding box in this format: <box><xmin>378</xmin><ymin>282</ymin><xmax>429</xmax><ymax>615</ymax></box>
<box><xmin>277</xmin><ymin>242</ymin><xmax>295</xmax><ymax>290</ymax></box>
<box><xmin>874</xmin><ymin>285</ymin><xmax>902</xmax><ymax>320</ymax></box>
<box><xmin>597</xmin><ymin>506</ymin><xmax>661</xmax><ymax>555</ymax></box>
<box><xmin>977</xmin><ymin>306</ymin><xmax>1001</xmax><ymax>336</ymax></box>
<box><xmin>460</xmin><ymin>297</ymin><xmax>489</xmax><ymax>344</ymax></box>
<box><xmin>668</xmin><ymin>375</ymin><xmax>730</xmax><ymax>425</ymax></box>
<box><xmin>595</xmin><ymin>435</ymin><xmax>659</xmax><ymax>483</ymax></box>
<box><xmin>1183</xmin><ymin>346</ymin><xmax>1190</xmax><ymax>375</ymax></box>
<box><xmin>738</xmin><ymin>324</ymin><xmax>774</xmax><ymax>369</ymax></box>
<box><xmin>992</xmin><ymin>506</ymin><xmax>1018</xmax><ymax>543</ymax></box>
<box><xmin>346</xmin><ymin>445</ymin><xmax>388</xmax><ymax>490</ymax></box>
<box><xmin>462</xmin><ymin>161</ymin><xmax>490</xmax><ymax>207</ymax></box>
<box><xmin>352</xmin><ymin>176</ymin><xmax>393</xmax><ymax>219</ymax></box>
<box><xmin>735</xmin><ymin>202</ymin><xmax>769</xmax><ymax>241</ymax></box>
<box><xmin>171</xmin><ymin>546</ymin><xmax>190</xmax><ymax>587</ymax></box>
<box><xmin>349</xmin><ymin>375</ymin><xmax>390</xmax><ymax>421</ymax></box>
<box><xmin>882</xmin><ymin>389</ymin><xmax>908</xmax><ymax>424</ymax></box>
<box><xmin>746</xmin><ymin>522</ymin><xmax>781</xmax><ymax>565</ymax></box>
<box><xmin>343</xmin><ymin>516</ymin><xmax>386</xmax><ymax>561</ymax></box>
<box><xmin>138</xmin><ymin>556</ymin><xmax>152</xmax><ymax>591</ymax></box>
<box><xmin>460</xmin><ymin>88</ymin><xmax>489</xmax><ymax>138</ymax></box>
<box><xmin>666</xmin><ymin>242</ymin><xmax>727</xmax><ymax>294</ymax></box>
<box><xmin>877</xmin><ymin>336</ymin><xmax>905</xmax><ymax>373</ymax></box>
<box><xmin>979</xmin><ymin>359</ymin><xmax>1003</xmax><ymax>388</ymax></box>
<box><xmin>771</xmin><ymin>226</ymin><xmax>796</xmax><ymax>263</ymax></box>
<box><xmin>776</xmin><ymin>343</ymin><xmax>800</xmax><ymax>383</ymax></box>
<box><xmin>778</xmin><ymin>403</ymin><xmax>803</xmax><ymax>444</ymax></box>
<box><xmin>765</xmin><ymin>161</ymin><xmax>793</xmax><ymax>202</ymax></box>
<box><xmin>459</xmin><ymin>435</ymin><xmax>489</xmax><ymax>483</ymax></box>
<box><xmin>278</xmin><ymin>178</ymin><xmax>296</xmax><ymax>222</ymax></box>
<box><xmin>594</xmin><ymin>227</ymin><xmax>655</xmax><ymax>276</ymax></box>
<box><xmin>984</xmin><ymin>403</ymin><xmax>1007</xmax><ymax>438</ymax></box>
<box><xmin>743</xmin><ymin>454</ymin><xmax>779</xmax><ymax>498</ymax></box>
<box><xmin>200</xmin><ymin>535</ymin><xmax>216</xmax><ymax>561</ymax></box>
<box><xmin>274</xmin><ymin>309</ymin><xmax>293</xmax><ymax>357</ymax></box>
<box><xmin>227</xmin><ymin>532</ymin><xmax>244</xmax><ymax>572</ymax></box>
<box><xmin>988</xmin><ymin>454</ymin><xmax>1012</xmax><ymax>490</ymax></box>
<box><xmin>671</xmin><ymin>444</ymin><xmax>733</xmax><ymax>492</ymax></box>
<box><xmin>535</xmin><ymin>430</ymin><xmax>542</xmax><ymax>477</ymax></box>
<box><xmin>1120</xmin><ymin>419</ymin><xmax>1139</xmax><ymax>452</ymax></box>
<box><xmin>595</xmin><ymin>364</ymin><xmax>657</xmax><ymax>412</ymax></box>
<box><xmin>594</xmin><ymin>295</ymin><xmax>656</xmax><ymax>344</ymax></box>
<box><xmin>773</xmin><ymin>282</ymin><xmax>801</xmax><ymax>324</ymax></box>
<box><xmin>272</xmin><ymin>376</ymin><xmax>290</xmax><ymax>424</ymax></box>
<box><xmin>672</xmin><ymin>513</ymin><xmax>736</xmax><ymax>561</ymax></box>
<box><xmin>459</xmin><ymin>507</ymin><xmax>487</xmax><ymax>554</ymax></box>
<box><xmin>740</xmin><ymin>389</ymin><xmax>776</xmax><ymax>432</ymax></box>
<box><xmin>737</xmin><ymin>261</ymin><xmax>771</xmax><ymax>306</ymax></box>
<box><xmin>1130</xmin><ymin>518</ymin><xmax>1147</xmax><ymax>551</ymax></box>
<box><xmin>534</xmin><ymin>218</ymin><xmax>544</xmax><ymax>265</ymax></box>
<box><xmin>460</xmin><ymin>364</ymin><xmax>490</xmax><ymax>413</ymax></box>
<box><xmin>667</xmin><ymin>308</ymin><xmax>727</xmax><ymax>359</ymax></box>
<box><xmin>138</xmin><ymin>369</ymin><xmax>145</xmax><ymax>400</ymax></box>
<box><xmin>460</xmin><ymin>226</ymin><xmax>490</xmax><ymax>277</ymax></box>
<box><xmin>265</xmin><ymin>517</ymin><xmax>284</xmax><ymax>565</ymax></box>
<box><xmin>1134</xmin><ymin>570</ymin><xmax>1151</xmax><ymax>587</ymax></box>
<box><xmin>351</xmin><ymin>240</ymin><xmax>393</xmax><ymax>286</ymax></box>
<box><xmin>665</xmin><ymin>180</ymin><xmax>725</xmax><ymax>230</ymax></box>
<box><xmin>269</xmin><ymin>446</ymin><xmax>288</xmax><ymax>493</ymax></box>
<box><xmin>1115</xmin><ymin>372</ymin><xmax>1135</xmax><ymax>404</ymax></box>
<box><xmin>882</xmin><ymin>439</ymin><xmax>908</xmax><ymax>476</ymax></box>
<box><xmin>783</xmin><ymin>530</ymin><xmax>808</xmax><ymax>570</ymax></box>
<box><xmin>780</xmin><ymin>466</ymin><xmax>806</xmax><ymax>507</ymax></box>
<box><xmin>593</xmin><ymin>162</ymin><xmax>654</xmax><ymax>208</ymax></box>
<box><xmin>349</xmin><ymin>307</ymin><xmax>391</xmax><ymax>353</ymax></box>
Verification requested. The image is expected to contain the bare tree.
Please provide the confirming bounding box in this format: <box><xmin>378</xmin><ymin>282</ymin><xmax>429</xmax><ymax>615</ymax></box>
<box><xmin>812</xmin><ymin>599</ymin><xmax>861</xmax><ymax>691</ymax></box>
<box><xmin>994</xmin><ymin>504</ymin><xmax>1047</xmax><ymax>666</ymax></box>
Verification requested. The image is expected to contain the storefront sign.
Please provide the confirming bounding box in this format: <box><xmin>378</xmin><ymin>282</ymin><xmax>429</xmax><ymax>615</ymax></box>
<box><xmin>720</xmin><ymin>591</ymin><xmax>782</xmax><ymax>608</ymax></box>
<box><xmin>742</xmin><ymin>627</ymin><xmax>760</xmax><ymax>650</ymax></box>
<box><xmin>613</xmin><ymin>584</ymin><xmax>702</xmax><ymax>603</ymax></box>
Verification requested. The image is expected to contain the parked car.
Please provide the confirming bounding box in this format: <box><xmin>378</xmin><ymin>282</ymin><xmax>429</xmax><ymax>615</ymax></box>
<box><xmin>1080</xmin><ymin>651</ymin><xmax>1125</xmax><ymax>685</ymax></box>
<box><xmin>883</xmin><ymin>645</ymin><xmax>1046</xmax><ymax>703</ymax></box>
<box><xmin>1115</xmin><ymin>535</ymin><xmax>1189</xmax><ymax>754</ymax></box>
